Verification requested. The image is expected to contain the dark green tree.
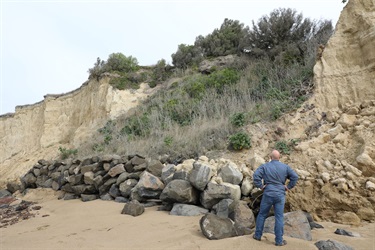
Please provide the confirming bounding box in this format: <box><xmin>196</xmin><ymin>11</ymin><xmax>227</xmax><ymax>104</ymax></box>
<box><xmin>195</xmin><ymin>18</ymin><xmax>250</xmax><ymax>57</ymax></box>
<box><xmin>171</xmin><ymin>44</ymin><xmax>203</xmax><ymax>69</ymax></box>
<box><xmin>247</xmin><ymin>8</ymin><xmax>333</xmax><ymax>63</ymax></box>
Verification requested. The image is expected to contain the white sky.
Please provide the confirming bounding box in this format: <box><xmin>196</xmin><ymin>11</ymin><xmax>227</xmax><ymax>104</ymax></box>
<box><xmin>1</xmin><ymin>0</ymin><xmax>346</xmax><ymax>115</ymax></box>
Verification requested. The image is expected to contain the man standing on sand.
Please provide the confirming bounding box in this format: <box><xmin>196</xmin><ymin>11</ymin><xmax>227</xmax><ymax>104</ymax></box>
<box><xmin>252</xmin><ymin>149</ymin><xmax>299</xmax><ymax>246</ymax></box>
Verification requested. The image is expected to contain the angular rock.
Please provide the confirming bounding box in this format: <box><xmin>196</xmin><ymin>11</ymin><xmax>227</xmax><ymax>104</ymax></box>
<box><xmin>218</xmin><ymin>162</ymin><xmax>243</xmax><ymax>185</ymax></box>
<box><xmin>189</xmin><ymin>161</ymin><xmax>214</xmax><ymax>191</ymax></box>
<box><xmin>71</xmin><ymin>184</ymin><xmax>96</xmax><ymax>195</ymax></box>
<box><xmin>172</xmin><ymin>169</ymin><xmax>190</xmax><ymax>181</ymax></box>
<box><xmin>80</xmin><ymin>163</ymin><xmax>100</xmax><ymax>174</ymax></box>
<box><xmin>109</xmin><ymin>184</ymin><xmax>121</xmax><ymax>198</ymax></box>
<box><xmin>315</xmin><ymin>239</ymin><xmax>354</xmax><ymax>250</ymax></box>
<box><xmin>0</xmin><ymin>189</ymin><xmax>12</xmax><ymax>198</ymax></box>
<box><xmin>115</xmin><ymin>197</ymin><xmax>129</xmax><ymax>203</ymax></box>
<box><xmin>131</xmin><ymin>155</ymin><xmax>146</xmax><ymax>166</ymax></box>
<box><xmin>147</xmin><ymin>159</ymin><xmax>164</xmax><ymax>177</ymax></box>
<box><xmin>228</xmin><ymin>200</ymin><xmax>255</xmax><ymax>236</ymax></box>
<box><xmin>67</xmin><ymin>174</ymin><xmax>83</xmax><ymax>185</ymax></box>
<box><xmin>116</xmin><ymin>172</ymin><xmax>130</xmax><ymax>185</ymax></box>
<box><xmin>6</xmin><ymin>182</ymin><xmax>21</xmax><ymax>194</ymax></box>
<box><xmin>264</xmin><ymin>210</ymin><xmax>312</xmax><ymax>241</ymax></box>
<box><xmin>199</xmin><ymin>213</ymin><xmax>237</xmax><ymax>240</ymax></box>
<box><xmin>334</xmin><ymin>228</ymin><xmax>360</xmax><ymax>237</ymax></box>
<box><xmin>21</xmin><ymin>173</ymin><xmax>37</xmax><ymax>188</ymax></box>
<box><xmin>81</xmin><ymin>194</ymin><xmax>98</xmax><ymax>202</ymax></box>
<box><xmin>212</xmin><ymin>199</ymin><xmax>234</xmax><ymax>218</ymax></box>
<box><xmin>170</xmin><ymin>203</ymin><xmax>208</xmax><ymax>216</ymax></box>
<box><xmin>334</xmin><ymin>211</ymin><xmax>361</xmax><ymax>226</ymax></box>
<box><xmin>160</xmin><ymin>179</ymin><xmax>198</xmax><ymax>204</ymax></box>
<box><xmin>119</xmin><ymin>179</ymin><xmax>138</xmax><ymax>198</ymax></box>
<box><xmin>161</xmin><ymin>164</ymin><xmax>175</xmax><ymax>184</ymax></box>
<box><xmin>121</xmin><ymin>200</ymin><xmax>144</xmax><ymax>216</ymax></box>
<box><xmin>200</xmin><ymin>182</ymin><xmax>241</xmax><ymax>209</ymax></box>
<box><xmin>134</xmin><ymin>171</ymin><xmax>164</xmax><ymax>199</ymax></box>
<box><xmin>100</xmin><ymin>193</ymin><xmax>114</xmax><ymax>201</ymax></box>
<box><xmin>99</xmin><ymin>178</ymin><xmax>117</xmax><ymax>195</ymax></box>
<box><xmin>108</xmin><ymin>164</ymin><xmax>125</xmax><ymax>177</ymax></box>
<box><xmin>63</xmin><ymin>193</ymin><xmax>78</xmax><ymax>200</ymax></box>
<box><xmin>84</xmin><ymin>171</ymin><xmax>95</xmax><ymax>185</ymax></box>
<box><xmin>124</xmin><ymin>161</ymin><xmax>134</xmax><ymax>173</ymax></box>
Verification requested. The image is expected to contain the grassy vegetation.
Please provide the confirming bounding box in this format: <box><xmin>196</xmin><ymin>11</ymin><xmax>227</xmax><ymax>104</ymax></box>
<box><xmin>78</xmin><ymin>8</ymin><xmax>332</xmax><ymax>162</ymax></box>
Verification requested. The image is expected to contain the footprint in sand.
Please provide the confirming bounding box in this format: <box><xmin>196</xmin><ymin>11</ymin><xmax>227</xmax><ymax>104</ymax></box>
<box><xmin>36</xmin><ymin>225</ymin><xmax>50</xmax><ymax>231</ymax></box>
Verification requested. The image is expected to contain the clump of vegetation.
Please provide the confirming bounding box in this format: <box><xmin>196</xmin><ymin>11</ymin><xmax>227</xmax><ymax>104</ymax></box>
<box><xmin>79</xmin><ymin>8</ymin><xmax>333</xmax><ymax>162</ymax></box>
<box><xmin>274</xmin><ymin>139</ymin><xmax>299</xmax><ymax>155</ymax></box>
<box><xmin>229</xmin><ymin>132</ymin><xmax>251</xmax><ymax>150</ymax></box>
<box><xmin>58</xmin><ymin>147</ymin><xmax>78</xmax><ymax>160</ymax></box>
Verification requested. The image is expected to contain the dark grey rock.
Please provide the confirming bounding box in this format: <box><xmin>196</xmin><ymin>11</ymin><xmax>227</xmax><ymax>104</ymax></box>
<box><xmin>119</xmin><ymin>179</ymin><xmax>138</xmax><ymax>198</ymax></box>
<box><xmin>160</xmin><ymin>179</ymin><xmax>198</xmax><ymax>204</ymax></box>
<box><xmin>200</xmin><ymin>182</ymin><xmax>241</xmax><ymax>209</ymax></box>
<box><xmin>63</xmin><ymin>193</ymin><xmax>78</xmax><ymax>200</ymax></box>
<box><xmin>172</xmin><ymin>169</ymin><xmax>190</xmax><ymax>181</ymax></box>
<box><xmin>6</xmin><ymin>182</ymin><xmax>21</xmax><ymax>194</ymax></box>
<box><xmin>264</xmin><ymin>210</ymin><xmax>312</xmax><ymax>241</ymax></box>
<box><xmin>0</xmin><ymin>189</ymin><xmax>12</xmax><ymax>198</ymax></box>
<box><xmin>334</xmin><ymin>228</ymin><xmax>360</xmax><ymax>237</ymax></box>
<box><xmin>21</xmin><ymin>173</ymin><xmax>37</xmax><ymax>188</ymax></box>
<box><xmin>100</xmin><ymin>193</ymin><xmax>114</xmax><ymax>201</ymax></box>
<box><xmin>131</xmin><ymin>155</ymin><xmax>146</xmax><ymax>166</ymax></box>
<box><xmin>189</xmin><ymin>161</ymin><xmax>214</xmax><ymax>191</ymax></box>
<box><xmin>124</xmin><ymin>160</ymin><xmax>134</xmax><ymax>173</ymax></box>
<box><xmin>116</xmin><ymin>172</ymin><xmax>130</xmax><ymax>185</ymax></box>
<box><xmin>81</xmin><ymin>194</ymin><xmax>98</xmax><ymax>202</ymax></box>
<box><xmin>228</xmin><ymin>200</ymin><xmax>255</xmax><ymax>236</ymax></box>
<box><xmin>109</xmin><ymin>184</ymin><xmax>121</xmax><ymax>198</ymax></box>
<box><xmin>147</xmin><ymin>159</ymin><xmax>164</xmax><ymax>177</ymax></box>
<box><xmin>121</xmin><ymin>200</ymin><xmax>144</xmax><ymax>216</ymax></box>
<box><xmin>212</xmin><ymin>199</ymin><xmax>234</xmax><ymax>218</ymax></box>
<box><xmin>81</xmin><ymin>157</ymin><xmax>93</xmax><ymax>166</ymax></box>
<box><xmin>170</xmin><ymin>204</ymin><xmax>208</xmax><ymax>216</ymax></box>
<box><xmin>199</xmin><ymin>213</ymin><xmax>237</xmax><ymax>240</ymax></box>
<box><xmin>315</xmin><ymin>239</ymin><xmax>354</xmax><ymax>250</ymax></box>
<box><xmin>134</xmin><ymin>171</ymin><xmax>164</xmax><ymax>199</ymax></box>
<box><xmin>161</xmin><ymin>164</ymin><xmax>176</xmax><ymax>185</ymax></box>
<box><xmin>115</xmin><ymin>197</ymin><xmax>129</xmax><ymax>203</ymax></box>
<box><xmin>133</xmin><ymin>163</ymin><xmax>147</xmax><ymax>172</ymax></box>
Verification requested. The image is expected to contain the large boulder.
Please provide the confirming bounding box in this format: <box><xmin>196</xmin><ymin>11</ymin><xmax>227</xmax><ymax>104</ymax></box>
<box><xmin>121</xmin><ymin>200</ymin><xmax>144</xmax><ymax>217</ymax></box>
<box><xmin>161</xmin><ymin>164</ymin><xmax>176</xmax><ymax>185</ymax></box>
<box><xmin>119</xmin><ymin>179</ymin><xmax>138</xmax><ymax>198</ymax></box>
<box><xmin>200</xmin><ymin>182</ymin><xmax>241</xmax><ymax>209</ymax></box>
<box><xmin>264</xmin><ymin>210</ymin><xmax>312</xmax><ymax>241</ymax></box>
<box><xmin>170</xmin><ymin>204</ymin><xmax>208</xmax><ymax>216</ymax></box>
<box><xmin>315</xmin><ymin>239</ymin><xmax>354</xmax><ymax>250</ymax></box>
<box><xmin>228</xmin><ymin>200</ymin><xmax>255</xmax><ymax>236</ymax></box>
<box><xmin>132</xmin><ymin>171</ymin><xmax>164</xmax><ymax>200</ymax></box>
<box><xmin>218</xmin><ymin>162</ymin><xmax>243</xmax><ymax>185</ymax></box>
<box><xmin>200</xmin><ymin>214</ymin><xmax>237</xmax><ymax>240</ymax></box>
<box><xmin>147</xmin><ymin>159</ymin><xmax>164</xmax><ymax>177</ymax></box>
<box><xmin>212</xmin><ymin>199</ymin><xmax>234</xmax><ymax>218</ymax></box>
<box><xmin>160</xmin><ymin>179</ymin><xmax>198</xmax><ymax>204</ymax></box>
<box><xmin>189</xmin><ymin>161</ymin><xmax>214</xmax><ymax>191</ymax></box>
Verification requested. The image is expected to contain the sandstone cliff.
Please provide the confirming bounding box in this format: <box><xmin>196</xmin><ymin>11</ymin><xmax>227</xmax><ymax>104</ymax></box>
<box><xmin>0</xmin><ymin>77</ymin><xmax>157</xmax><ymax>186</ymax></box>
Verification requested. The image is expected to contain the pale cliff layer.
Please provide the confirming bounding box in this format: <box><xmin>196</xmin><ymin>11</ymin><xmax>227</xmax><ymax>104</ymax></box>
<box><xmin>0</xmin><ymin>77</ymin><xmax>156</xmax><ymax>186</ymax></box>
<box><xmin>313</xmin><ymin>0</ymin><xmax>375</xmax><ymax>109</ymax></box>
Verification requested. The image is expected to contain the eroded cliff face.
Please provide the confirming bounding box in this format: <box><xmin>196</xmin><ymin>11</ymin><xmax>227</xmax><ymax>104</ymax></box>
<box><xmin>0</xmin><ymin>77</ymin><xmax>156</xmax><ymax>186</ymax></box>
<box><xmin>254</xmin><ymin>0</ymin><xmax>375</xmax><ymax>223</ymax></box>
<box><xmin>313</xmin><ymin>0</ymin><xmax>375</xmax><ymax>109</ymax></box>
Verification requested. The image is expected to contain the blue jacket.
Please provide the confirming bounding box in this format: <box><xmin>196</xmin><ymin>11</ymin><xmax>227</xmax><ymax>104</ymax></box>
<box><xmin>253</xmin><ymin>160</ymin><xmax>299</xmax><ymax>197</ymax></box>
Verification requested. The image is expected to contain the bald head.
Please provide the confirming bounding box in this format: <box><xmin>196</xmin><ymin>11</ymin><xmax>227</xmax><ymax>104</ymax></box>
<box><xmin>270</xmin><ymin>150</ymin><xmax>280</xmax><ymax>160</ymax></box>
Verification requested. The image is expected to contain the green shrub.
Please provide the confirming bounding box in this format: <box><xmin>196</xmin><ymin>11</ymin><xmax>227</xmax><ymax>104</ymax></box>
<box><xmin>275</xmin><ymin>140</ymin><xmax>291</xmax><ymax>155</ymax></box>
<box><xmin>121</xmin><ymin>113</ymin><xmax>151</xmax><ymax>138</ymax></box>
<box><xmin>164</xmin><ymin>136</ymin><xmax>173</xmax><ymax>146</ymax></box>
<box><xmin>58</xmin><ymin>146</ymin><xmax>78</xmax><ymax>160</ymax></box>
<box><xmin>230</xmin><ymin>112</ymin><xmax>246</xmax><ymax>127</ymax></box>
<box><xmin>229</xmin><ymin>132</ymin><xmax>251</xmax><ymax>150</ymax></box>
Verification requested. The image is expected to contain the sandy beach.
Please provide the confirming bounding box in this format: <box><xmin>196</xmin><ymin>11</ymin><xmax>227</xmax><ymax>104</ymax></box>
<box><xmin>0</xmin><ymin>188</ymin><xmax>374</xmax><ymax>250</ymax></box>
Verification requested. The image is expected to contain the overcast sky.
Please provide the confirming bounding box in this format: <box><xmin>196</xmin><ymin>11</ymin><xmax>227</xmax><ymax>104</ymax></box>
<box><xmin>1</xmin><ymin>0</ymin><xmax>346</xmax><ymax>115</ymax></box>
